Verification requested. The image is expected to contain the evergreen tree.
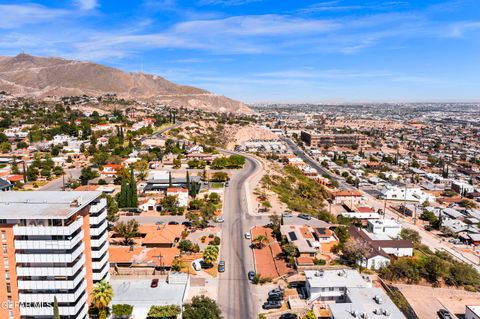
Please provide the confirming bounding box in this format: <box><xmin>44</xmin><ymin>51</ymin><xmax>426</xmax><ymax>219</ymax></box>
<box><xmin>118</xmin><ymin>178</ymin><xmax>128</xmax><ymax>208</ymax></box>
<box><xmin>53</xmin><ymin>296</ymin><xmax>60</xmax><ymax>319</ymax></box>
<box><xmin>168</xmin><ymin>171</ymin><xmax>172</xmax><ymax>187</ymax></box>
<box><xmin>186</xmin><ymin>171</ymin><xmax>190</xmax><ymax>190</ymax></box>
<box><xmin>130</xmin><ymin>167</ymin><xmax>138</xmax><ymax>207</ymax></box>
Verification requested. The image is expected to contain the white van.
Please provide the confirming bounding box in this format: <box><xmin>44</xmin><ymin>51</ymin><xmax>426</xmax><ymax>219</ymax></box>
<box><xmin>192</xmin><ymin>260</ymin><xmax>202</xmax><ymax>271</ymax></box>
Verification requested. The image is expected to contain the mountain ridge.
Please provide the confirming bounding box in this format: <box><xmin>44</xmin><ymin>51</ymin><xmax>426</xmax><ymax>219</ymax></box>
<box><xmin>0</xmin><ymin>53</ymin><xmax>251</xmax><ymax>114</ymax></box>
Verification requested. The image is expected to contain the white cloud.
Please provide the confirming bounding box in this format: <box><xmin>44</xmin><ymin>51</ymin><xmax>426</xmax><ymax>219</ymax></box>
<box><xmin>198</xmin><ymin>0</ymin><xmax>263</xmax><ymax>6</ymax></box>
<box><xmin>75</xmin><ymin>0</ymin><xmax>98</xmax><ymax>10</ymax></box>
<box><xmin>447</xmin><ymin>21</ymin><xmax>480</xmax><ymax>37</ymax></box>
<box><xmin>0</xmin><ymin>4</ymin><xmax>68</xmax><ymax>29</ymax></box>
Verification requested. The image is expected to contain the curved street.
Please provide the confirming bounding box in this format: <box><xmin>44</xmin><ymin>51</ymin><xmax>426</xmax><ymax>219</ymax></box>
<box><xmin>218</xmin><ymin>154</ymin><xmax>267</xmax><ymax>319</ymax></box>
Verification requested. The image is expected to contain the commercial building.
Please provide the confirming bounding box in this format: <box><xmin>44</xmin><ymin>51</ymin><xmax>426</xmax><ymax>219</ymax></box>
<box><xmin>466</xmin><ymin>305</ymin><xmax>480</xmax><ymax>319</ymax></box>
<box><xmin>0</xmin><ymin>191</ymin><xmax>109</xmax><ymax>319</ymax></box>
<box><xmin>304</xmin><ymin>269</ymin><xmax>405</xmax><ymax>319</ymax></box>
<box><xmin>300</xmin><ymin>131</ymin><xmax>365</xmax><ymax>148</ymax></box>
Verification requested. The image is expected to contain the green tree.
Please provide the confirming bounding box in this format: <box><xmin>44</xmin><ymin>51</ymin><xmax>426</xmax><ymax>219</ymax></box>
<box><xmin>420</xmin><ymin>209</ymin><xmax>438</xmax><ymax>224</ymax></box>
<box><xmin>183</xmin><ymin>296</ymin><xmax>222</xmax><ymax>319</ymax></box>
<box><xmin>342</xmin><ymin>239</ymin><xmax>369</xmax><ymax>268</ymax></box>
<box><xmin>103</xmin><ymin>194</ymin><xmax>119</xmax><ymax>222</ymax></box>
<box><xmin>178</xmin><ymin>240</ymin><xmax>194</xmax><ymax>252</ymax></box>
<box><xmin>424</xmin><ymin>256</ymin><xmax>446</xmax><ymax>285</ymax></box>
<box><xmin>161</xmin><ymin>195</ymin><xmax>180</xmax><ymax>214</ymax></box>
<box><xmin>114</xmin><ymin>220</ymin><xmax>139</xmax><ymax>245</ymax></box>
<box><xmin>335</xmin><ymin>226</ymin><xmax>350</xmax><ymax>246</ymax></box>
<box><xmin>133</xmin><ymin>160</ymin><xmax>149</xmax><ymax>180</ymax></box>
<box><xmin>117</xmin><ymin>178</ymin><xmax>126</xmax><ymax>207</ymax></box>
<box><xmin>253</xmin><ymin>235</ymin><xmax>269</xmax><ymax>248</ymax></box>
<box><xmin>90</xmin><ymin>280</ymin><xmax>113</xmax><ymax>319</ymax></box>
<box><xmin>0</xmin><ymin>141</ymin><xmax>11</xmax><ymax>152</ymax></box>
<box><xmin>203</xmin><ymin>245</ymin><xmax>219</xmax><ymax>265</ymax></box>
<box><xmin>400</xmin><ymin>228</ymin><xmax>421</xmax><ymax>245</ymax></box>
<box><xmin>53</xmin><ymin>296</ymin><xmax>60</xmax><ymax>319</ymax></box>
<box><xmin>210</xmin><ymin>172</ymin><xmax>229</xmax><ymax>182</ymax></box>
<box><xmin>461</xmin><ymin>199</ymin><xmax>477</xmax><ymax>209</ymax></box>
<box><xmin>269</xmin><ymin>214</ymin><xmax>281</xmax><ymax>238</ymax></box>
<box><xmin>129</xmin><ymin>167</ymin><xmax>138</xmax><ymax>207</ymax></box>
<box><xmin>303</xmin><ymin>310</ymin><xmax>316</xmax><ymax>319</ymax></box>
<box><xmin>80</xmin><ymin>167</ymin><xmax>98</xmax><ymax>185</ymax></box>
<box><xmin>282</xmin><ymin>242</ymin><xmax>298</xmax><ymax>265</ymax></box>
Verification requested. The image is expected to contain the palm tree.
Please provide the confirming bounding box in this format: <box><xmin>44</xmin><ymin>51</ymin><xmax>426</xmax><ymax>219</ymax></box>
<box><xmin>203</xmin><ymin>245</ymin><xmax>219</xmax><ymax>266</ymax></box>
<box><xmin>91</xmin><ymin>280</ymin><xmax>113</xmax><ymax>319</ymax></box>
<box><xmin>253</xmin><ymin>235</ymin><xmax>269</xmax><ymax>248</ymax></box>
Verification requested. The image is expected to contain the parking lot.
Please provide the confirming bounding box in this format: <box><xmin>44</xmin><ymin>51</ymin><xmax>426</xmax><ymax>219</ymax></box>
<box><xmin>396</xmin><ymin>284</ymin><xmax>480</xmax><ymax>319</ymax></box>
<box><xmin>111</xmin><ymin>278</ymin><xmax>187</xmax><ymax>319</ymax></box>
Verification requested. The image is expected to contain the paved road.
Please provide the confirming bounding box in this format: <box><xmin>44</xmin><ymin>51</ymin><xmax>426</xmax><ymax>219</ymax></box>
<box><xmin>282</xmin><ymin>137</ymin><xmax>353</xmax><ymax>190</ymax></box>
<box><xmin>38</xmin><ymin>168</ymin><xmax>82</xmax><ymax>191</ymax></box>
<box><xmin>218</xmin><ymin>154</ymin><xmax>268</xmax><ymax>319</ymax></box>
<box><xmin>143</xmin><ymin>122</ymin><xmax>182</xmax><ymax>141</ymax></box>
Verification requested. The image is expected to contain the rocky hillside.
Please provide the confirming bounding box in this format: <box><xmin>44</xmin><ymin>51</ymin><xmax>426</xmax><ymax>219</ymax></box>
<box><xmin>0</xmin><ymin>53</ymin><xmax>251</xmax><ymax>114</ymax></box>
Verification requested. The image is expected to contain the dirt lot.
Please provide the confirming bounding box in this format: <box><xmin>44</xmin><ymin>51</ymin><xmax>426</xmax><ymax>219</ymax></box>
<box><xmin>396</xmin><ymin>284</ymin><xmax>480</xmax><ymax>319</ymax></box>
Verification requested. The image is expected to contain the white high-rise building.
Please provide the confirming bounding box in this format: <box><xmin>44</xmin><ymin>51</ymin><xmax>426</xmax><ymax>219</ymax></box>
<box><xmin>0</xmin><ymin>191</ymin><xmax>109</xmax><ymax>319</ymax></box>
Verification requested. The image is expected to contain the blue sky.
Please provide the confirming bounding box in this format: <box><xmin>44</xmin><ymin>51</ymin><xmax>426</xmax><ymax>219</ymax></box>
<box><xmin>0</xmin><ymin>0</ymin><xmax>479</xmax><ymax>103</ymax></box>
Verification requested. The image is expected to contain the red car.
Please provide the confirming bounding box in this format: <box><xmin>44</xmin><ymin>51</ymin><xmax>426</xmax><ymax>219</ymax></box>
<box><xmin>150</xmin><ymin>278</ymin><xmax>159</xmax><ymax>288</ymax></box>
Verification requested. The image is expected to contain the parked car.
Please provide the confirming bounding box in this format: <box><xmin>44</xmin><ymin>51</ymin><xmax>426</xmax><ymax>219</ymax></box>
<box><xmin>282</xmin><ymin>211</ymin><xmax>293</xmax><ymax>217</ymax></box>
<box><xmin>298</xmin><ymin>213</ymin><xmax>311</xmax><ymax>220</ymax></box>
<box><xmin>437</xmin><ymin>309</ymin><xmax>452</xmax><ymax>319</ymax></box>
<box><xmin>268</xmin><ymin>294</ymin><xmax>283</xmax><ymax>302</ymax></box>
<box><xmin>182</xmin><ymin>221</ymin><xmax>192</xmax><ymax>227</ymax></box>
<box><xmin>192</xmin><ymin>260</ymin><xmax>202</xmax><ymax>271</ymax></box>
<box><xmin>248</xmin><ymin>271</ymin><xmax>256</xmax><ymax>281</ymax></box>
<box><xmin>218</xmin><ymin>260</ymin><xmax>225</xmax><ymax>273</ymax></box>
<box><xmin>155</xmin><ymin>221</ymin><xmax>164</xmax><ymax>225</ymax></box>
<box><xmin>268</xmin><ymin>288</ymin><xmax>284</xmax><ymax>297</ymax></box>
<box><xmin>244</xmin><ymin>232</ymin><xmax>251</xmax><ymax>240</ymax></box>
<box><xmin>262</xmin><ymin>301</ymin><xmax>282</xmax><ymax>310</ymax></box>
<box><xmin>280</xmin><ymin>314</ymin><xmax>298</xmax><ymax>319</ymax></box>
<box><xmin>150</xmin><ymin>278</ymin><xmax>159</xmax><ymax>288</ymax></box>
<box><xmin>216</xmin><ymin>217</ymin><xmax>225</xmax><ymax>223</ymax></box>
<box><xmin>168</xmin><ymin>221</ymin><xmax>179</xmax><ymax>225</ymax></box>
<box><xmin>225</xmin><ymin>182</ymin><xmax>229</xmax><ymax>187</ymax></box>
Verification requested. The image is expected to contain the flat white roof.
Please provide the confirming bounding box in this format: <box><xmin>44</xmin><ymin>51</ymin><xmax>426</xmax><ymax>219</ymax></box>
<box><xmin>368</xmin><ymin>219</ymin><xmax>401</xmax><ymax>227</ymax></box>
<box><xmin>0</xmin><ymin>191</ymin><xmax>101</xmax><ymax>219</ymax></box>
<box><xmin>467</xmin><ymin>305</ymin><xmax>480</xmax><ymax>315</ymax></box>
<box><xmin>305</xmin><ymin>269</ymin><xmax>370</xmax><ymax>289</ymax></box>
<box><xmin>329</xmin><ymin>287</ymin><xmax>406</xmax><ymax>319</ymax></box>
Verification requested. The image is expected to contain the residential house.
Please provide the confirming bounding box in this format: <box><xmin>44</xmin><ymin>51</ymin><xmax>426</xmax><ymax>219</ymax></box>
<box><xmin>100</xmin><ymin>163</ymin><xmax>124</xmax><ymax>177</ymax></box>
<box><xmin>331</xmin><ymin>190</ymin><xmax>363</xmax><ymax>205</ymax></box>
<box><xmin>349</xmin><ymin>226</ymin><xmax>413</xmax><ymax>269</ymax></box>
<box><xmin>166</xmin><ymin>187</ymin><xmax>189</xmax><ymax>207</ymax></box>
<box><xmin>138</xmin><ymin>224</ymin><xmax>185</xmax><ymax>248</ymax></box>
<box><xmin>379</xmin><ymin>185</ymin><xmax>435</xmax><ymax>203</ymax></box>
<box><xmin>367</xmin><ymin>219</ymin><xmax>402</xmax><ymax>238</ymax></box>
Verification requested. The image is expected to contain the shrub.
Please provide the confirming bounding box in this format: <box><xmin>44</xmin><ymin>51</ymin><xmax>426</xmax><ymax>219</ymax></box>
<box><xmin>112</xmin><ymin>304</ymin><xmax>133</xmax><ymax>318</ymax></box>
<box><xmin>211</xmin><ymin>236</ymin><xmax>221</xmax><ymax>245</ymax></box>
<box><xmin>146</xmin><ymin>305</ymin><xmax>180</xmax><ymax>319</ymax></box>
